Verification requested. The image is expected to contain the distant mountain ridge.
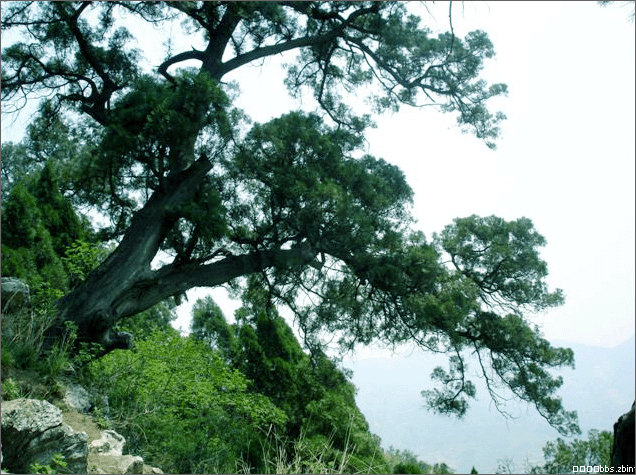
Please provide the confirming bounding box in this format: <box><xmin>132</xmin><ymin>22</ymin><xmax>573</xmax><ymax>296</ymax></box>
<box><xmin>343</xmin><ymin>335</ymin><xmax>635</xmax><ymax>474</ymax></box>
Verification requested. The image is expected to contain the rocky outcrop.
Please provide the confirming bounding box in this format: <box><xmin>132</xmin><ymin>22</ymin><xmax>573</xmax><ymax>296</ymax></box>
<box><xmin>1</xmin><ymin>277</ymin><xmax>30</xmax><ymax>312</ymax></box>
<box><xmin>89</xmin><ymin>430</ymin><xmax>126</xmax><ymax>456</ymax></box>
<box><xmin>64</xmin><ymin>383</ymin><xmax>92</xmax><ymax>413</ymax></box>
<box><xmin>1</xmin><ymin>396</ymin><xmax>163</xmax><ymax>474</ymax></box>
<box><xmin>90</xmin><ymin>454</ymin><xmax>145</xmax><ymax>474</ymax></box>
<box><xmin>1</xmin><ymin>398</ymin><xmax>88</xmax><ymax>473</ymax></box>
<box><xmin>611</xmin><ymin>401</ymin><xmax>635</xmax><ymax>468</ymax></box>
<box><xmin>87</xmin><ymin>430</ymin><xmax>148</xmax><ymax>474</ymax></box>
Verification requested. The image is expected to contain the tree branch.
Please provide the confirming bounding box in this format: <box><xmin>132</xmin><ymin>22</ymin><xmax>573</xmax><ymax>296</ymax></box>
<box><xmin>112</xmin><ymin>242</ymin><xmax>319</xmax><ymax>318</ymax></box>
<box><xmin>158</xmin><ymin>50</ymin><xmax>205</xmax><ymax>83</ymax></box>
<box><xmin>218</xmin><ymin>31</ymin><xmax>340</xmax><ymax>77</ymax></box>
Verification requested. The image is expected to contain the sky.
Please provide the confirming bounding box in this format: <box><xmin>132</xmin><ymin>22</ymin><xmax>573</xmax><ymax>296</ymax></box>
<box><xmin>2</xmin><ymin>1</ymin><xmax>634</xmax><ymax>351</ymax></box>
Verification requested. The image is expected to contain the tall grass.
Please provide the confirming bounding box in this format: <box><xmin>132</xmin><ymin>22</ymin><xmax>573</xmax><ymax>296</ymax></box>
<box><xmin>1</xmin><ymin>305</ymin><xmax>57</xmax><ymax>370</ymax></box>
<box><xmin>1</xmin><ymin>285</ymin><xmax>77</xmax><ymax>381</ymax></box>
<box><xmin>239</xmin><ymin>423</ymin><xmax>387</xmax><ymax>474</ymax></box>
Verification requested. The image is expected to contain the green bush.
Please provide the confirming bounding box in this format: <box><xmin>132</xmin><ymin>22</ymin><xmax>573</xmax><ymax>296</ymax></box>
<box><xmin>1</xmin><ymin>377</ymin><xmax>22</xmax><ymax>401</ymax></box>
<box><xmin>84</xmin><ymin>329</ymin><xmax>287</xmax><ymax>473</ymax></box>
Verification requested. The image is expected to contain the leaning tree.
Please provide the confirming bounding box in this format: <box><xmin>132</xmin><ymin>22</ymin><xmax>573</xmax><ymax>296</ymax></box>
<box><xmin>1</xmin><ymin>1</ymin><xmax>578</xmax><ymax>435</ymax></box>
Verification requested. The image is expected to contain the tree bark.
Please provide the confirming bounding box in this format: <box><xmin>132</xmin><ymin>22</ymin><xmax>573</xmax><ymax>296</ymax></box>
<box><xmin>56</xmin><ymin>155</ymin><xmax>213</xmax><ymax>347</ymax></box>
<box><xmin>55</xmin><ymin>148</ymin><xmax>319</xmax><ymax>352</ymax></box>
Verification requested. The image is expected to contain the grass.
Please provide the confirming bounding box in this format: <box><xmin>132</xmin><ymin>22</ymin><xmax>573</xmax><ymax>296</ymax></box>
<box><xmin>238</xmin><ymin>422</ymin><xmax>388</xmax><ymax>474</ymax></box>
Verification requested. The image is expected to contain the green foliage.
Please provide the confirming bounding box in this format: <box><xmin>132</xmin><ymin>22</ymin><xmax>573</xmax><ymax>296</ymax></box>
<box><xmin>192</xmin><ymin>285</ymin><xmax>390</xmax><ymax>473</ymax></box>
<box><xmin>386</xmin><ymin>448</ymin><xmax>431</xmax><ymax>474</ymax></box>
<box><xmin>39</xmin><ymin>320</ymin><xmax>78</xmax><ymax>378</ymax></box>
<box><xmin>32</xmin><ymin>162</ymin><xmax>89</xmax><ymax>256</ymax></box>
<box><xmin>29</xmin><ymin>453</ymin><xmax>68</xmax><ymax>474</ymax></box>
<box><xmin>1</xmin><ymin>141</ymin><xmax>31</xmax><ymax>202</ymax></box>
<box><xmin>1</xmin><ymin>377</ymin><xmax>22</xmax><ymax>401</ymax></box>
<box><xmin>192</xmin><ymin>297</ymin><xmax>236</xmax><ymax>353</ymax></box>
<box><xmin>0</xmin><ymin>100</ymin><xmax>79</xmax><ymax>201</ymax></box>
<box><xmin>432</xmin><ymin>462</ymin><xmax>455</xmax><ymax>474</ymax></box>
<box><xmin>0</xmin><ymin>166</ymin><xmax>91</xmax><ymax>375</ymax></box>
<box><xmin>1</xmin><ymin>182</ymin><xmax>68</xmax><ymax>291</ymax></box>
<box><xmin>2</xmin><ymin>2</ymin><xmax>506</xmax><ymax>145</ymax></box>
<box><xmin>384</xmin><ymin>448</ymin><xmax>456</xmax><ymax>474</ymax></box>
<box><xmin>437</xmin><ymin>215</ymin><xmax>564</xmax><ymax>312</ymax></box>
<box><xmin>394</xmin><ymin>462</ymin><xmax>424</xmax><ymax>474</ymax></box>
<box><xmin>61</xmin><ymin>240</ymin><xmax>108</xmax><ymax>289</ymax></box>
<box><xmin>528</xmin><ymin>430</ymin><xmax>613</xmax><ymax>474</ymax></box>
<box><xmin>253</xmin><ymin>427</ymin><xmax>385</xmax><ymax>475</ymax></box>
<box><xmin>1</xmin><ymin>283</ymin><xmax>63</xmax><ymax>372</ymax></box>
<box><xmin>1</xmin><ymin>161</ymin><xmax>93</xmax><ymax>293</ymax></box>
<box><xmin>85</xmin><ymin>328</ymin><xmax>287</xmax><ymax>473</ymax></box>
<box><xmin>113</xmin><ymin>300</ymin><xmax>177</xmax><ymax>340</ymax></box>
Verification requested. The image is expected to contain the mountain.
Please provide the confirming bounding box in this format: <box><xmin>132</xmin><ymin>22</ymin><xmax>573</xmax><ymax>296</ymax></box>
<box><xmin>343</xmin><ymin>336</ymin><xmax>635</xmax><ymax>474</ymax></box>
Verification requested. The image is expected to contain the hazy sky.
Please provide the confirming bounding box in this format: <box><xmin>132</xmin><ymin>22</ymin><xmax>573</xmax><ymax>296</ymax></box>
<box><xmin>2</xmin><ymin>2</ymin><xmax>634</xmax><ymax>350</ymax></box>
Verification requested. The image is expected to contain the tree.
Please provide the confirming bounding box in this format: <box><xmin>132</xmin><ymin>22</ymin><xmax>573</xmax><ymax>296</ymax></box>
<box><xmin>1</xmin><ymin>166</ymin><xmax>88</xmax><ymax>293</ymax></box>
<box><xmin>528</xmin><ymin>429</ymin><xmax>613</xmax><ymax>474</ymax></box>
<box><xmin>191</xmin><ymin>284</ymin><xmax>389</xmax><ymax>473</ymax></box>
<box><xmin>2</xmin><ymin>2</ymin><xmax>577</xmax><ymax>434</ymax></box>
<box><xmin>385</xmin><ymin>448</ymin><xmax>434</xmax><ymax>474</ymax></box>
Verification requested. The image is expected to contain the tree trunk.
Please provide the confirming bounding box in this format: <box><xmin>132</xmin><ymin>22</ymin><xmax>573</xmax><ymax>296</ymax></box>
<box><xmin>53</xmin><ymin>149</ymin><xmax>319</xmax><ymax>350</ymax></box>
<box><xmin>55</xmin><ymin>155</ymin><xmax>212</xmax><ymax>348</ymax></box>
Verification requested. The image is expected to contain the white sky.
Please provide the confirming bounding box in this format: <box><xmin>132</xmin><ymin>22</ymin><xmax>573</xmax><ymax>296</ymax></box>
<box><xmin>2</xmin><ymin>2</ymin><xmax>634</xmax><ymax>349</ymax></box>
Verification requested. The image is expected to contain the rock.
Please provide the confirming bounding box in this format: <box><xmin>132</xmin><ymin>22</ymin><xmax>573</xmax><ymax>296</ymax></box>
<box><xmin>97</xmin><ymin>394</ymin><xmax>111</xmax><ymax>417</ymax></box>
<box><xmin>143</xmin><ymin>464</ymin><xmax>164</xmax><ymax>474</ymax></box>
<box><xmin>611</xmin><ymin>401</ymin><xmax>635</xmax><ymax>468</ymax></box>
<box><xmin>87</xmin><ymin>429</ymin><xmax>164</xmax><ymax>473</ymax></box>
<box><xmin>1</xmin><ymin>277</ymin><xmax>30</xmax><ymax>312</ymax></box>
<box><xmin>1</xmin><ymin>398</ymin><xmax>88</xmax><ymax>474</ymax></box>
<box><xmin>89</xmin><ymin>429</ymin><xmax>126</xmax><ymax>456</ymax></box>
<box><xmin>64</xmin><ymin>383</ymin><xmax>92</xmax><ymax>413</ymax></box>
<box><xmin>90</xmin><ymin>454</ymin><xmax>144</xmax><ymax>474</ymax></box>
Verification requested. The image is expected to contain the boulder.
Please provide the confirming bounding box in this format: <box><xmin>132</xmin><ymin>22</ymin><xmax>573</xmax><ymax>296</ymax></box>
<box><xmin>1</xmin><ymin>397</ymin><xmax>163</xmax><ymax>474</ymax></box>
<box><xmin>1</xmin><ymin>398</ymin><xmax>88</xmax><ymax>473</ymax></box>
<box><xmin>87</xmin><ymin>429</ymin><xmax>163</xmax><ymax>473</ymax></box>
<box><xmin>143</xmin><ymin>464</ymin><xmax>164</xmax><ymax>474</ymax></box>
<box><xmin>1</xmin><ymin>277</ymin><xmax>30</xmax><ymax>312</ymax></box>
<box><xmin>89</xmin><ymin>429</ymin><xmax>126</xmax><ymax>456</ymax></box>
<box><xmin>90</xmin><ymin>454</ymin><xmax>144</xmax><ymax>474</ymax></box>
<box><xmin>64</xmin><ymin>383</ymin><xmax>93</xmax><ymax>413</ymax></box>
<box><xmin>611</xmin><ymin>401</ymin><xmax>635</xmax><ymax>468</ymax></box>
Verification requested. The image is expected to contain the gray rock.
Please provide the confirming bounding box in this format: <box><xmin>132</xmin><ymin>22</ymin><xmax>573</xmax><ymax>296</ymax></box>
<box><xmin>1</xmin><ymin>277</ymin><xmax>30</xmax><ymax>312</ymax></box>
<box><xmin>1</xmin><ymin>398</ymin><xmax>88</xmax><ymax>474</ymax></box>
<box><xmin>143</xmin><ymin>464</ymin><xmax>164</xmax><ymax>474</ymax></box>
<box><xmin>611</xmin><ymin>401</ymin><xmax>635</xmax><ymax>468</ymax></box>
<box><xmin>64</xmin><ymin>383</ymin><xmax>92</xmax><ymax>413</ymax></box>
<box><xmin>89</xmin><ymin>429</ymin><xmax>126</xmax><ymax>456</ymax></box>
<box><xmin>90</xmin><ymin>454</ymin><xmax>144</xmax><ymax>474</ymax></box>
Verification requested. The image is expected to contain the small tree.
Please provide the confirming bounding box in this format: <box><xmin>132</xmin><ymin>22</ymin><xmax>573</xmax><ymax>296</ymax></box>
<box><xmin>528</xmin><ymin>430</ymin><xmax>613</xmax><ymax>474</ymax></box>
